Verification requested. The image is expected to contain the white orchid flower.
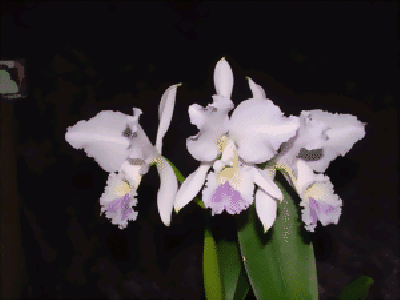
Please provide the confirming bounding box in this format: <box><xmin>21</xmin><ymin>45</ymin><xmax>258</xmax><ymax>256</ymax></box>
<box><xmin>65</xmin><ymin>83</ymin><xmax>181</xmax><ymax>227</ymax></box>
<box><xmin>174</xmin><ymin>58</ymin><xmax>300</xmax><ymax>232</ymax></box>
<box><xmin>270</xmin><ymin>107</ymin><xmax>365</xmax><ymax>231</ymax></box>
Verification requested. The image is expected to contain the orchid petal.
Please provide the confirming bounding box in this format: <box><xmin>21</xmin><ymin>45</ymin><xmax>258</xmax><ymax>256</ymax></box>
<box><xmin>229</xmin><ymin>97</ymin><xmax>299</xmax><ymax>164</ymax></box>
<box><xmin>255</xmin><ymin>188</ymin><xmax>278</xmax><ymax>233</ymax></box>
<box><xmin>234</xmin><ymin>165</ymin><xmax>258</xmax><ymax>206</ymax></box>
<box><xmin>65</xmin><ymin>111</ymin><xmax>133</xmax><ymax>173</ymax></box>
<box><xmin>247</xmin><ymin>77</ymin><xmax>266</xmax><ymax>100</ymax></box>
<box><xmin>213</xmin><ymin>57</ymin><xmax>233</xmax><ymax>98</ymax></box>
<box><xmin>188</xmin><ymin>104</ymin><xmax>207</xmax><ymax>130</ymax></box>
<box><xmin>252</xmin><ymin>167</ymin><xmax>283</xmax><ymax>200</ymax></box>
<box><xmin>127</xmin><ymin>123</ymin><xmax>158</xmax><ymax>167</ymax></box>
<box><xmin>297</xmin><ymin>113</ymin><xmax>329</xmax><ymax>150</ymax></box>
<box><xmin>299</xmin><ymin>110</ymin><xmax>366</xmax><ymax>173</ymax></box>
<box><xmin>99</xmin><ymin>172</ymin><xmax>138</xmax><ymax>229</ymax></box>
<box><xmin>174</xmin><ymin>164</ymin><xmax>211</xmax><ymax>212</ymax></box>
<box><xmin>186</xmin><ymin>103</ymin><xmax>231</xmax><ymax>162</ymax></box>
<box><xmin>211</xmin><ymin>95</ymin><xmax>235</xmax><ymax>111</ymax></box>
<box><xmin>156</xmin><ymin>83</ymin><xmax>181</xmax><ymax>155</ymax></box>
<box><xmin>299</xmin><ymin>174</ymin><xmax>342</xmax><ymax>232</ymax></box>
<box><xmin>187</xmin><ymin>133</ymin><xmax>220</xmax><ymax>162</ymax></box>
<box><xmin>295</xmin><ymin>159</ymin><xmax>325</xmax><ymax>197</ymax></box>
<box><xmin>155</xmin><ymin>156</ymin><xmax>178</xmax><ymax>226</ymax></box>
<box><xmin>119</xmin><ymin>161</ymin><xmax>143</xmax><ymax>190</ymax></box>
<box><xmin>201</xmin><ymin>171</ymin><xmax>219</xmax><ymax>211</ymax></box>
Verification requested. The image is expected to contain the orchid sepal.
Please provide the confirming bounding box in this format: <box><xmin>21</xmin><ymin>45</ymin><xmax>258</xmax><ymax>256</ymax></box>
<box><xmin>156</xmin><ymin>83</ymin><xmax>182</xmax><ymax>155</ymax></box>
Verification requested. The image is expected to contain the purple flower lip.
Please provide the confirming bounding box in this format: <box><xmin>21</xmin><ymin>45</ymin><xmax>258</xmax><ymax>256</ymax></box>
<box><xmin>307</xmin><ymin>197</ymin><xmax>341</xmax><ymax>230</ymax></box>
<box><xmin>205</xmin><ymin>181</ymin><xmax>249</xmax><ymax>215</ymax></box>
<box><xmin>102</xmin><ymin>193</ymin><xmax>138</xmax><ymax>229</ymax></box>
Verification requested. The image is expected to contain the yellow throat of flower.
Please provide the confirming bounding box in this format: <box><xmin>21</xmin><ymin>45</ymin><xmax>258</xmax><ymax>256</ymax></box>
<box><xmin>304</xmin><ymin>183</ymin><xmax>325</xmax><ymax>201</ymax></box>
<box><xmin>216</xmin><ymin>135</ymin><xmax>241</xmax><ymax>188</ymax></box>
<box><xmin>114</xmin><ymin>180</ymin><xmax>133</xmax><ymax>197</ymax></box>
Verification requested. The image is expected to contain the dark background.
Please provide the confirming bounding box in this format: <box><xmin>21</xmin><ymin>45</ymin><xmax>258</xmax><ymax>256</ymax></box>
<box><xmin>1</xmin><ymin>1</ymin><xmax>398</xmax><ymax>299</ymax></box>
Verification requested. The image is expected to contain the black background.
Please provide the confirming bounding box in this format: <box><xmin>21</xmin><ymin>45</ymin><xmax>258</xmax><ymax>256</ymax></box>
<box><xmin>1</xmin><ymin>1</ymin><xmax>398</xmax><ymax>299</ymax></box>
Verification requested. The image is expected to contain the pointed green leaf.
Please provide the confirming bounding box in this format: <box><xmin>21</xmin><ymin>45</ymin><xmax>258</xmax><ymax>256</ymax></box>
<box><xmin>339</xmin><ymin>276</ymin><xmax>374</xmax><ymax>300</ymax></box>
<box><xmin>232</xmin><ymin>262</ymin><xmax>251</xmax><ymax>300</ymax></box>
<box><xmin>237</xmin><ymin>204</ymin><xmax>288</xmax><ymax>299</ymax></box>
<box><xmin>272</xmin><ymin>178</ymin><xmax>319</xmax><ymax>300</ymax></box>
<box><xmin>203</xmin><ymin>212</ymin><xmax>223</xmax><ymax>300</ymax></box>
<box><xmin>237</xmin><ymin>174</ymin><xmax>319</xmax><ymax>300</ymax></box>
<box><xmin>215</xmin><ymin>227</ymin><xmax>243</xmax><ymax>299</ymax></box>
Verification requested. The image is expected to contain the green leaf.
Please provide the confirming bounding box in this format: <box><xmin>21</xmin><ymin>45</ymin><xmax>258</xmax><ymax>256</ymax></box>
<box><xmin>237</xmin><ymin>204</ymin><xmax>287</xmax><ymax>299</ymax></box>
<box><xmin>203</xmin><ymin>211</ymin><xmax>223</xmax><ymax>300</ymax></box>
<box><xmin>215</xmin><ymin>220</ymin><xmax>244</xmax><ymax>299</ymax></box>
<box><xmin>272</xmin><ymin>179</ymin><xmax>319</xmax><ymax>300</ymax></box>
<box><xmin>237</xmin><ymin>175</ymin><xmax>319</xmax><ymax>300</ymax></box>
<box><xmin>232</xmin><ymin>262</ymin><xmax>251</xmax><ymax>300</ymax></box>
<box><xmin>338</xmin><ymin>276</ymin><xmax>374</xmax><ymax>300</ymax></box>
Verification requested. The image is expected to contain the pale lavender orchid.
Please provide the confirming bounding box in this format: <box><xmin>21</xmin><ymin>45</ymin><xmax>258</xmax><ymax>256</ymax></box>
<box><xmin>271</xmin><ymin>106</ymin><xmax>366</xmax><ymax>231</ymax></box>
<box><xmin>65</xmin><ymin>84</ymin><xmax>181</xmax><ymax>227</ymax></box>
<box><xmin>174</xmin><ymin>58</ymin><xmax>300</xmax><ymax>232</ymax></box>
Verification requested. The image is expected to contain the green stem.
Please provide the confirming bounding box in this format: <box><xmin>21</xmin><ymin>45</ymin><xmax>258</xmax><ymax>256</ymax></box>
<box><xmin>203</xmin><ymin>211</ymin><xmax>223</xmax><ymax>300</ymax></box>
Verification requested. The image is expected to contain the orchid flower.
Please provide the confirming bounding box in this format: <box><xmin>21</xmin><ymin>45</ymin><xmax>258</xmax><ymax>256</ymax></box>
<box><xmin>99</xmin><ymin>172</ymin><xmax>138</xmax><ymax>229</ymax></box>
<box><xmin>271</xmin><ymin>108</ymin><xmax>366</xmax><ymax>231</ymax></box>
<box><xmin>65</xmin><ymin>83</ymin><xmax>181</xmax><ymax>228</ymax></box>
<box><xmin>173</xmin><ymin>58</ymin><xmax>300</xmax><ymax>232</ymax></box>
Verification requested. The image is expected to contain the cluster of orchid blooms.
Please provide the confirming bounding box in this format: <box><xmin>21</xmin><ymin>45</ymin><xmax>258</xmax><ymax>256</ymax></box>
<box><xmin>65</xmin><ymin>58</ymin><xmax>365</xmax><ymax>232</ymax></box>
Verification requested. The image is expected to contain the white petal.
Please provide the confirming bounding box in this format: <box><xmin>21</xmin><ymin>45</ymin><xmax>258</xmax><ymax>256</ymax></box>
<box><xmin>306</xmin><ymin>124</ymin><xmax>365</xmax><ymax>173</ymax></box>
<box><xmin>65</xmin><ymin>111</ymin><xmax>132</xmax><ymax>173</ymax></box>
<box><xmin>259</xmin><ymin>166</ymin><xmax>277</xmax><ymax>182</ymax></box>
<box><xmin>156</xmin><ymin>83</ymin><xmax>181</xmax><ymax>155</ymax></box>
<box><xmin>174</xmin><ymin>164</ymin><xmax>211</xmax><ymax>212</ymax></box>
<box><xmin>120</xmin><ymin>161</ymin><xmax>142</xmax><ymax>190</ymax></box>
<box><xmin>252</xmin><ymin>167</ymin><xmax>283</xmax><ymax>200</ymax></box>
<box><xmin>255</xmin><ymin>188</ymin><xmax>278</xmax><ymax>233</ymax></box>
<box><xmin>229</xmin><ymin>99</ymin><xmax>300</xmax><ymax>163</ymax></box>
<box><xmin>127</xmin><ymin>124</ymin><xmax>158</xmax><ymax>166</ymax></box>
<box><xmin>188</xmin><ymin>104</ymin><xmax>207</xmax><ymax>129</ymax></box>
<box><xmin>213</xmin><ymin>57</ymin><xmax>233</xmax><ymax>98</ymax></box>
<box><xmin>186</xmin><ymin>108</ymin><xmax>230</xmax><ymax>162</ymax></box>
<box><xmin>247</xmin><ymin>77</ymin><xmax>266</xmax><ymax>99</ymax></box>
<box><xmin>304</xmin><ymin>151</ymin><xmax>338</xmax><ymax>174</ymax></box>
<box><xmin>187</xmin><ymin>132</ymin><xmax>220</xmax><ymax>162</ymax></box>
<box><xmin>201</xmin><ymin>171</ymin><xmax>219</xmax><ymax>208</ymax></box>
<box><xmin>128</xmin><ymin>108</ymin><xmax>143</xmax><ymax>127</ymax></box>
<box><xmin>234</xmin><ymin>166</ymin><xmax>257</xmax><ymax>206</ymax></box>
<box><xmin>211</xmin><ymin>95</ymin><xmax>235</xmax><ymax>111</ymax></box>
<box><xmin>297</xmin><ymin>114</ymin><xmax>329</xmax><ymax>150</ymax></box>
<box><xmin>156</xmin><ymin>156</ymin><xmax>178</xmax><ymax>226</ymax></box>
<box><xmin>299</xmin><ymin>200</ymin><xmax>317</xmax><ymax>233</ymax></box>
<box><xmin>186</xmin><ymin>93</ymin><xmax>233</xmax><ymax>163</ymax></box>
<box><xmin>295</xmin><ymin>159</ymin><xmax>325</xmax><ymax>197</ymax></box>
<box><xmin>300</xmin><ymin>110</ymin><xmax>366</xmax><ymax>173</ymax></box>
